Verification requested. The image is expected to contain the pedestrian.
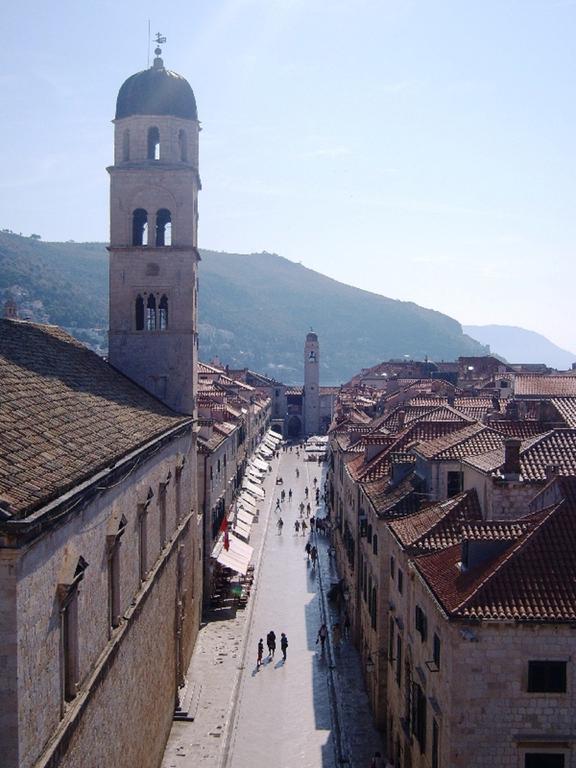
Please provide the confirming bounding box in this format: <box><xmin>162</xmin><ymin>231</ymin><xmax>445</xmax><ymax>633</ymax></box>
<box><xmin>257</xmin><ymin>638</ymin><xmax>264</xmax><ymax>669</ymax></box>
<box><xmin>288</xmin><ymin>488</ymin><xmax>292</xmax><ymax>501</ymax></box>
<box><xmin>305</xmin><ymin>486</ymin><xmax>309</xmax><ymax>498</ymax></box>
<box><xmin>267</xmin><ymin>630</ymin><xmax>276</xmax><ymax>657</ymax></box>
<box><xmin>310</xmin><ymin>516</ymin><xmax>315</xmax><ymax>532</ymax></box>
<box><xmin>268</xmin><ymin>464</ymin><xmax>272</xmax><ymax>473</ymax></box>
<box><xmin>294</xmin><ymin>520</ymin><xmax>300</xmax><ymax>535</ymax></box>
<box><xmin>295</xmin><ymin>468</ymin><xmax>300</xmax><ymax>478</ymax></box>
<box><xmin>332</xmin><ymin>622</ymin><xmax>341</xmax><ymax>649</ymax></box>
<box><xmin>301</xmin><ymin>520</ymin><xmax>308</xmax><ymax>535</ymax></box>
<box><xmin>277</xmin><ymin>517</ymin><xmax>284</xmax><ymax>534</ymax></box>
<box><xmin>343</xmin><ymin>612</ymin><xmax>351</xmax><ymax>639</ymax></box>
<box><xmin>275</xmin><ymin>498</ymin><xmax>281</xmax><ymax>511</ymax></box>
<box><xmin>310</xmin><ymin>545</ymin><xmax>318</xmax><ymax>567</ymax></box>
<box><xmin>316</xmin><ymin>623</ymin><xmax>328</xmax><ymax>652</ymax></box>
<box><xmin>306</xmin><ymin>502</ymin><xmax>311</xmax><ymax>517</ymax></box>
<box><xmin>299</xmin><ymin>501</ymin><xmax>305</xmax><ymax>517</ymax></box>
<box><xmin>305</xmin><ymin>541</ymin><xmax>311</xmax><ymax>559</ymax></box>
<box><xmin>370</xmin><ymin>751</ymin><xmax>386</xmax><ymax>768</ymax></box>
<box><xmin>313</xmin><ymin>477</ymin><xmax>317</xmax><ymax>486</ymax></box>
<box><xmin>281</xmin><ymin>489</ymin><xmax>285</xmax><ymax>502</ymax></box>
<box><xmin>280</xmin><ymin>632</ymin><xmax>288</xmax><ymax>661</ymax></box>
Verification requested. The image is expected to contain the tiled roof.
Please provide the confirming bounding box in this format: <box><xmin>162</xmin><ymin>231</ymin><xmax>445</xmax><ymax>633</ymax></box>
<box><xmin>362</xmin><ymin>472</ymin><xmax>423</xmax><ymax>518</ymax></box>
<box><xmin>0</xmin><ymin>320</ymin><xmax>189</xmax><ymax>518</ymax></box>
<box><xmin>415</xmin><ymin>424</ymin><xmax>505</xmax><ymax>461</ymax></box>
<box><xmin>286</xmin><ymin>387</ymin><xmax>304</xmax><ymax>396</ymax></box>
<box><xmin>415</xmin><ymin>485</ymin><xmax>576</xmax><ymax>621</ymax></box>
<box><xmin>463</xmin><ymin>429</ymin><xmax>576</xmax><ymax>481</ymax></box>
<box><xmin>513</xmin><ymin>375</ymin><xmax>576</xmax><ymax>397</ymax></box>
<box><xmin>550</xmin><ymin>398</ymin><xmax>576</xmax><ymax>428</ymax></box>
<box><xmin>388</xmin><ymin>490</ymin><xmax>482</xmax><ymax>553</ymax></box>
<box><xmin>489</xmin><ymin>420</ymin><xmax>552</xmax><ymax>439</ymax></box>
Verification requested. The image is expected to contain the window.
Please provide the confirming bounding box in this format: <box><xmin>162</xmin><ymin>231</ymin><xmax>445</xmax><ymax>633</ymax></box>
<box><xmin>370</xmin><ymin>586</ymin><xmax>377</xmax><ymax>630</ymax></box>
<box><xmin>367</xmin><ymin>523</ymin><xmax>372</xmax><ymax>544</ymax></box>
<box><xmin>135</xmin><ymin>294</ymin><xmax>144</xmax><ymax>330</ymax></box>
<box><xmin>432</xmin><ymin>719</ymin><xmax>439</xmax><ymax>768</ymax></box>
<box><xmin>137</xmin><ymin>502</ymin><xmax>149</xmax><ymax>583</ymax></box>
<box><xmin>122</xmin><ymin>129</ymin><xmax>130</xmax><ymax>161</ymax></box>
<box><xmin>146</xmin><ymin>294</ymin><xmax>157</xmax><ymax>331</ymax></box>
<box><xmin>390</xmin><ymin>556</ymin><xmax>395</xmax><ymax>580</ymax></box>
<box><xmin>388</xmin><ymin>617</ymin><xmax>395</xmax><ymax>665</ymax></box>
<box><xmin>147</xmin><ymin>126</ymin><xmax>160</xmax><ymax>160</ymax></box>
<box><xmin>525</xmin><ymin>756</ymin><xmax>565</xmax><ymax>768</ymax></box>
<box><xmin>373</xmin><ymin>534</ymin><xmax>378</xmax><ymax>555</ymax></box>
<box><xmin>58</xmin><ymin>556</ymin><xmax>88</xmax><ymax>705</ymax></box>
<box><xmin>155</xmin><ymin>208</ymin><xmax>172</xmax><ymax>246</ymax></box>
<box><xmin>159</xmin><ymin>482</ymin><xmax>167</xmax><ymax>547</ymax></box>
<box><xmin>398</xmin><ymin>569</ymin><xmax>404</xmax><ymax>594</ymax></box>
<box><xmin>158</xmin><ymin>294</ymin><xmax>168</xmax><ymax>330</ymax></box>
<box><xmin>132</xmin><ymin>208</ymin><xmax>148</xmax><ymax>246</ymax></box>
<box><xmin>447</xmin><ymin>470</ymin><xmax>462</xmax><ymax>498</ymax></box>
<box><xmin>396</xmin><ymin>636</ymin><xmax>402</xmax><ymax>685</ymax></box>
<box><xmin>178</xmin><ymin>129</ymin><xmax>188</xmax><ymax>161</ymax></box>
<box><xmin>433</xmin><ymin>633</ymin><xmax>441</xmax><ymax>669</ymax></box>
<box><xmin>415</xmin><ymin>605</ymin><xmax>428</xmax><ymax>641</ymax></box>
<box><xmin>412</xmin><ymin>682</ymin><xmax>427</xmax><ymax>753</ymax></box>
<box><xmin>527</xmin><ymin>661</ymin><xmax>567</xmax><ymax>693</ymax></box>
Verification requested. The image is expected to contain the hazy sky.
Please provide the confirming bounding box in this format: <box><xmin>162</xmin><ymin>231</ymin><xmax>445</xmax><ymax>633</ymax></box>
<box><xmin>2</xmin><ymin>0</ymin><xmax>575</xmax><ymax>353</ymax></box>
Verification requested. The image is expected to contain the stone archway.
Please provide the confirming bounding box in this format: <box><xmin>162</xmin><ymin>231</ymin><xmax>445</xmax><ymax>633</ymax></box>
<box><xmin>286</xmin><ymin>415</ymin><xmax>302</xmax><ymax>438</ymax></box>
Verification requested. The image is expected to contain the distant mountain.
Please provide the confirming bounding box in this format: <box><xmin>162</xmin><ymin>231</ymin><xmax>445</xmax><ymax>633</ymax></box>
<box><xmin>464</xmin><ymin>324</ymin><xmax>576</xmax><ymax>371</ymax></box>
<box><xmin>0</xmin><ymin>231</ymin><xmax>488</xmax><ymax>384</ymax></box>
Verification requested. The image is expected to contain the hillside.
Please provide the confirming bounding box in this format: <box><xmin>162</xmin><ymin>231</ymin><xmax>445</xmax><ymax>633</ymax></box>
<box><xmin>464</xmin><ymin>324</ymin><xmax>576</xmax><ymax>371</ymax></box>
<box><xmin>0</xmin><ymin>231</ymin><xmax>487</xmax><ymax>384</ymax></box>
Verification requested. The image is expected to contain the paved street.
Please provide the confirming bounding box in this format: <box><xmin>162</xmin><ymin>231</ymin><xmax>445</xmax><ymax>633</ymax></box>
<box><xmin>162</xmin><ymin>445</ymin><xmax>385</xmax><ymax>768</ymax></box>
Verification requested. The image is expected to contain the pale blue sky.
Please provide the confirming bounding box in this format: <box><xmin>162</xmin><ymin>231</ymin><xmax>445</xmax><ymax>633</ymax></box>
<box><xmin>2</xmin><ymin>0</ymin><xmax>575</xmax><ymax>352</ymax></box>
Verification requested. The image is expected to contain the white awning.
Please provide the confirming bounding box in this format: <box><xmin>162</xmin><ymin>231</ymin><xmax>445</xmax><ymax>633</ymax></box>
<box><xmin>237</xmin><ymin>509</ymin><xmax>254</xmax><ymax>526</ymax></box>
<box><xmin>233</xmin><ymin>520</ymin><xmax>251</xmax><ymax>541</ymax></box>
<box><xmin>247</xmin><ymin>467</ymin><xmax>265</xmax><ymax>483</ymax></box>
<box><xmin>251</xmin><ymin>457</ymin><xmax>269</xmax><ymax>472</ymax></box>
<box><xmin>212</xmin><ymin>532</ymin><xmax>254</xmax><ymax>575</ymax></box>
<box><xmin>242</xmin><ymin>479</ymin><xmax>265</xmax><ymax>499</ymax></box>
<box><xmin>265</xmin><ymin>429</ymin><xmax>282</xmax><ymax>445</ymax></box>
<box><xmin>237</xmin><ymin>492</ymin><xmax>258</xmax><ymax>513</ymax></box>
<box><xmin>257</xmin><ymin>445</ymin><xmax>274</xmax><ymax>459</ymax></box>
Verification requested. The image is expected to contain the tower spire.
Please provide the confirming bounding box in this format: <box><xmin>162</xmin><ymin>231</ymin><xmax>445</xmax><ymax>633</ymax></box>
<box><xmin>153</xmin><ymin>32</ymin><xmax>166</xmax><ymax>68</ymax></box>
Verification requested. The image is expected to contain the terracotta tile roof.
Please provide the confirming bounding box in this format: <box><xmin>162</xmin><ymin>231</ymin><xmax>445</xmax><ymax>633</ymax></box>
<box><xmin>513</xmin><ymin>375</ymin><xmax>576</xmax><ymax>397</ymax></box>
<box><xmin>489</xmin><ymin>420</ymin><xmax>552</xmax><ymax>439</ymax></box>
<box><xmin>415</xmin><ymin>486</ymin><xmax>576</xmax><ymax>621</ymax></box>
<box><xmin>389</xmin><ymin>490</ymin><xmax>482</xmax><ymax>553</ymax></box>
<box><xmin>286</xmin><ymin>387</ymin><xmax>303</xmax><ymax>396</ymax></box>
<box><xmin>0</xmin><ymin>320</ymin><xmax>190</xmax><ymax>518</ymax></box>
<box><xmin>463</xmin><ymin>429</ymin><xmax>576</xmax><ymax>481</ymax></box>
<box><xmin>362</xmin><ymin>472</ymin><xmax>423</xmax><ymax>518</ymax></box>
<box><xmin>415</xmin><ymin>424</ymin><xmax>505</xmax><ymax>461</ymax></box>
<box><xmin>550</xmin><ymin>398</ymin><xmax>576</xmax><ymax>428</ymax></box>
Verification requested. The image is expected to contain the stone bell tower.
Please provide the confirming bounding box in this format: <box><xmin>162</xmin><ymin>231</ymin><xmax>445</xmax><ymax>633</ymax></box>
<box><xmin>303</xmin><ymin>331</ymin><xmax>320</xmax><ymax>436</ymax></box>
<box><xmin>108</xmin><ymin>40</ymin><xmax>200</xmax><ymax>415</ymax></box>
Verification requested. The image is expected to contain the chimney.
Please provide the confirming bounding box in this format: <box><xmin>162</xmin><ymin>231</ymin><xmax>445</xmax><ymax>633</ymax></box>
<box><xmin>503</xmin><ymin>438</ymin><xmax>521</xmax><ymax>480</ymax></box>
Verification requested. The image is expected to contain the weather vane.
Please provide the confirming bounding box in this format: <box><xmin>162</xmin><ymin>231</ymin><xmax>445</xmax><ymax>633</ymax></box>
<box><xmin>154</xmin><ymin>32</ymin><xmax>167</xmax><ymax>58</ymax></box>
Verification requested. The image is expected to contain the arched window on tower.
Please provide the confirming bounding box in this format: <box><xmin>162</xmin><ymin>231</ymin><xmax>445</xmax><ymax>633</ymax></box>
<box><xmin>155</xmin><ymin>209</ymin><xmax>172</xmax><ymax>247</ymax></box>
<box><xmin>178</xmin><ymin>129</ymin><xmax>188</xmax><ymax>162</ymax></box>
<box><xmin>146</xmin><ymin>294</ymin><xmax>157</xmax><ymax>331</ymax></box>
<box><xmin>159</xmin><ymin>295</ymin><xmax>169</xmax><ymax>330</ymax></box>
<box><xmin>122</xmin><ymin>129</ymin><xmax>130</xmax><ymax>161</ymax></box>
<box><xmin>147</xmin><ymin>127</ymin><xmax>160</xmax><ymax>160</ymax></box>
<box><xmin>132</xmin><ymin>209</ymin><xmax>148</xmax><ymax>246</ymax></box>
<box><xmin>135</xmin><ymin>295</ymin><xmax>144</xmax><ymax>330</ymax></box>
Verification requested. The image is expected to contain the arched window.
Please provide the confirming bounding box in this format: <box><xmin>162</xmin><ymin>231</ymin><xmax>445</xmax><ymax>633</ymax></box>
<box><xmin>132</xmin><ymin>209</ymin><xmax>148</xmax><ymax>246</ymax></box>
<box><xmin>147</xmin><ymin>127</ymin><xmax>160</xmax><ymax>160</ymax></box>
<box><xmin>159</xmin><ymin>295</ymin><xmax>168</xmax><ymax>330</ymax></box>
<box><xmin>135</xmin><ymin>294</ymin><xmax>144</xmax><ymax>330</ymax></box>
<box><xmin>156</xmin><ymin>209</ymin><xmax>172</xmax><ymax>246</ymax></box>
<box><xmin>178</xmin><ymin>129</ymin><xmax>188</xmax><ymax>162</ymax></box>
<box><xmin>122</xmin><ymin>129</ymin><xmax>130</xmax><ymax>161</ymax></box>
<box><xmin>146</xmin><ymin>294</ymin><xmax>157</xmax><ymax>331</ymax></box>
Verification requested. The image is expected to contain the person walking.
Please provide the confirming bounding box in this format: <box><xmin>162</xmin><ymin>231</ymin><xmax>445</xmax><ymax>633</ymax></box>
<box><xmin>257</xmin><ymin>638</ymin><xmax>264</xmax><ymax>669</ymax></box>
<box><xmin>288</xmin><ymin>488</ymin><xmax>292</xmax><ymax>501</ymax></box>
<box><xmin>281</xmin><ymin>489</ymin><xmax>285</xmax><ymax>502</ymax></box>
<box><xmin>305</xmin><ymin>541</ymin><xmax>311</xmax><ymax>560</ymax></box>
<box><xmin>310</xmin><ymin>516</ymin><xmax>315</xmax><ymax>532</ymax></box>
<box><xmin>266</xmin><ymin>630</ymin><xmax>276</xmax><ymax>658</ymax></box>
<box><xmin>316</xmin><ymin>623</ymin><xmax>328</xmax><ymax>653</ymax></box>
<box><xmin>299</xmin><ymin>501</ymin><xmax>305</xmax><ymax>517</ymax></box>
<box><xmin>310</xmin><ymin>545</ymin><xmax>318</xmax><ymax>568</ymax></box>
<box><xmin>275</xmin><ymin>498</ymin><xmax>281</xmax><ymax>511</ymax></box>
<box><xmin>295</xmin><ymin>468</ymin><xmax>300</xmax><ymax>478</ymax></box>
<box><xmin>306</xmin><ymin>502</ymin><xmax>311</xmax><ymax>517</ymax></box>
<box><xmin>280</xmin><ymin>632</ymin><xmax>288</xmax><ymax>661</ymax></box>
<box><xmin>304</xmin><ymin>486</ymin><xmax>309</xmax><ymax>498</ymax></box>
<box><xmin>294</xmin><ymin>520</ymin><xmax>300</xmax><ymax>535</ymax></box>
<box><xmin>276</xmin><ymin>517</ymin><xmax>284</xmax><ymax>534</ymax></box>
<box><xmin>301</xmin><ymin>519</ymin><xmax>308</xmax><ymax>536</ymax></box>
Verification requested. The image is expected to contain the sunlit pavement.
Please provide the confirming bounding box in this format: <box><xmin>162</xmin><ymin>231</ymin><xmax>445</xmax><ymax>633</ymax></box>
<box><xmin>162</xmin><ymin>445</ymin><xmax>385</xmax><ymax>768</ymax></box>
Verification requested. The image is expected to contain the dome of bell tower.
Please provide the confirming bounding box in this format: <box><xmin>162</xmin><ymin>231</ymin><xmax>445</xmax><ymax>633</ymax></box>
<box><xmin>115</xmin><ymin>57</ymin><xmax>198</xmax><ymax>120</ymax></box>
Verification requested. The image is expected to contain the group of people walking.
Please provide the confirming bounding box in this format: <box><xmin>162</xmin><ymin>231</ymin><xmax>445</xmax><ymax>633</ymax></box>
<box><xmin>257</xmin><ymin>630</ymin><xmax>288</xmax><ymax>669</ymax></box>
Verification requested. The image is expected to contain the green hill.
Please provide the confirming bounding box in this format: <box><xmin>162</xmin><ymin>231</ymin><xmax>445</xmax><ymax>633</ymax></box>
<box><xmin>0</xmin><ymin>231</ymin><xmax>487</xmax><ymax>384</ymax></box>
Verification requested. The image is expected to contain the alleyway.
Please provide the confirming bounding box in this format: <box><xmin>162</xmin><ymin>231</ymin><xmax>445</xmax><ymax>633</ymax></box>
<box><xmin>162</xmin><ymin>445</ymin><xmax>385</xmax><ymax>768</ymax></box>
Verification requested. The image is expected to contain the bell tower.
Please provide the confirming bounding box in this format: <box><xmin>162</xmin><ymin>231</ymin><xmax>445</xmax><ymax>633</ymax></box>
<box><xmin>108</xmin><ymin>38</ymin><xmax>200</xmax><ymax>415</ymax></box>
<box><xmin>303</xmin><ymin>332</ymin><xmax>320</xmax><ymax>436</ymax></box>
